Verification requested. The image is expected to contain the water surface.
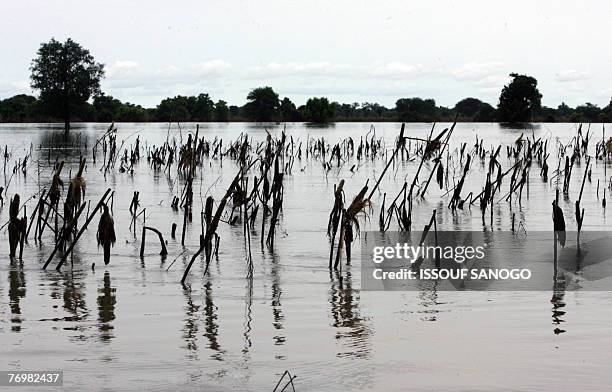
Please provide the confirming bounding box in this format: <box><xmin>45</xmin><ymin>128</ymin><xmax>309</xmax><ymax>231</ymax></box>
<box><xmin>1</xmin><ymin>122</ymin><xmax>611</xmax><ymax>391</ymax></box>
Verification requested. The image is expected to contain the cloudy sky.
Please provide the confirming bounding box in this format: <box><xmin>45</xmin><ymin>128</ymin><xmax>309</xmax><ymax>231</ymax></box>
<box><xmin>1</xmin><ymin>0</ymin><xmax>610</xmax><ymax>108</ymax></box>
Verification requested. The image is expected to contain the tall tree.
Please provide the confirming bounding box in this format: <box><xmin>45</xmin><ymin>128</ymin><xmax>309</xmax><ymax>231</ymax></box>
<box><xmin>30</xmin><ymin>38</ymin><xmax>104</xmax><ymax>133</ymax></box>
<box><xmin>192</xmin><ymin>93</ymin><xmax>215</xmax><ymax>121</ymax></box>
<box><xmin>279</xmin><ymin>97</ymin><xmax>299</xmax><ymax>122</ymax></box>
<box><xmin>214</xmin><ymin>100</ymin><xmax>229</xmax><ymax>122</ymax></box>
<box><xmin>497</xmin><ymin>73</ymin><xmax>542</xmax><ymax>123</ymax></box>
<box><xmin>302</xmin><ymin>97</ymin><xmax>336</xmax><ymax>123</ymax></box>
<box><xmin>243</xmin><ymin>87</ymin><xmax>279</xmax><ymax>122</ymax></box>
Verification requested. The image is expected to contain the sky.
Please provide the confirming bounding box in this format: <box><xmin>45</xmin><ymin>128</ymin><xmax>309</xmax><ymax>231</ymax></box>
<box><xmin>1</xmin><ymin>0</ymin><xmax>611</xmax><ymax>109</ymax></box>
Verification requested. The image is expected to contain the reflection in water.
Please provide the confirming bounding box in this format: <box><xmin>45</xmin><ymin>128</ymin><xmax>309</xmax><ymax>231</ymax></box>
<box><xmin>417</xmin><ymin>281</ymin><xmax>441</xmax><ymax>322</ymax></box>
<box><xmin>38</xmin><ymin>129</ymin><xmax>89</xmax><ymax>146</ymax></box>
<box><xmin>182</xmin><ymin>282</ymin><xmax>224</xmax><ymax>360</ymax></box>
<box><xmin>97</xmin><ymin>271</ymin><xmax>117</xmax><ymax>342</ymax></box>
<box><xmin>329</xmin><ymin>268</ymin><xmax>371</xmax><ymax>359</ymax></box>
<box><xmin>59</xmin><ymin>269</ymin><xmax>90</xmax><ymax>341</ymax></box>
<box><xmin>9</xmin><ymin>265</ymin><xmax>26</xmax><ymax>332</ymax></box>
<box><xmin>204</xmin><ymin>281</ymin><xmax>224</xmax><ymax>360</ymax></box>
<box><xmin>3</xmin><ymin>123</ymin><xmax>611</xmax><ymax>390</ymax></box>
<box><xmin>551</xmin><ymin>233</ymin><xmax>567</xmax><ymax>335</ymax></box>
<box><xmin>270</xmin><ymin>253</ymin><xmax>285</xmax><ymax>347</ymax></box>
<box><xmin>38</xmin><ymin>130</ymin><xmax>91</xmax><ymax>164</ymax></box>
<box><xmin>62</xmin><ymin>270</ymin><xmax>89</xmax><ymax>322</ymax></box>
<box><xmin>243</xmin><ymin>271</ymin><xmax>253</xmax><ymax>356</ymax></box>
<box><xmin>182</xmin><ymin>286</ymin><xmax>201</xmax><ymax>358</ymax></box>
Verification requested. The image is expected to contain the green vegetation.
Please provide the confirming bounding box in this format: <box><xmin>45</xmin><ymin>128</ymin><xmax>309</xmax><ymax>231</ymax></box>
<box><xmin>156</xmin><ymin>94</ymin><xmax>215</xmax><ymax>122</ymax></box>
<box><xmin>302</xmin><ymin>97</ymin><xmax>336</xmax><ymax>123</ymax></box>
<box><xmin>279</xmin><ymin>97</ymin><xmax>299</xmax><ymax>122</ymax></box>
<box><xmin>214</xmin><ymin>100</ymin><xmax>229</xmax><ymax>122</ymax></box>
<box><xmin>497</xmin><ymin>73</ymin><xmax>542</xmax><ymax>122</ymax></box>
<box><xmin>30</xmin><ymin>38</ymin><xmax>105</xmax><ymax>132</ymax></box>
<box><xmin>3</xmin><ymin>84</ymin><xmax>611</xmax><ymax>124</ymax></box>
<box><xmin>396</xmin><ymin>98</ymin><xmax>438</xmax><ymax>122</ymax></box>
<box><xmin>454</xmin><ymin>98</ymin><xmax>495</xmax><ymax>122</ymax></box>
<box><xmin>0</xmin><ymin>38</ymin><xmax>610</xmax><ymax>125</ymax></box>
<box><xmin>243</xmin><ymin>86</ymin><xmax>280</xmax><ymax>122</ymax></box>
<box><xmin>93</xmin><ymin>95</ymin><xmax>150</xmax><ymax>122</ymax></box>
<box><xmin>0</xmin><ymin>94</ymin><xmax>41</xmax><ymax>122</ymax></box>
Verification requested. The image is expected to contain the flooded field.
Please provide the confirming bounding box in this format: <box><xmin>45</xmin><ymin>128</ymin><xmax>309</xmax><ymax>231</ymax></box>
<box><xmin>1</xmin><ymin>122</ymin><xmax>612</xmax><ymax>391</ymax></box>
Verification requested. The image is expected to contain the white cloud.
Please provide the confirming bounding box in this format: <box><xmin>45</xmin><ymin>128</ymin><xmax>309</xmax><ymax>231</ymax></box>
<box><xmin>0</xmin><ymin>80</ymin><xmax>31</xmax><ymax>97</ymax></box>
<box><xmin>106</xmin><ymin>60</ymin><xmax>142</xmax><ymax>78</ymax></box>
<box><xmin>152</xmin><ymin>60</ymin><xmax>231</xmax><ymax>78</ymax></box>
<box><xmin>474</xmin><ymin>74</ymin><xmax>510</xmax><ymax>89</ymax></box>
<box><xmin>105</xmin><ymin>60</ymin><xmax>232</xmax><ymax>92</ymax></box>
<box><xmin>370</xmin><ymin>62</ymin><xmax>434</xmax><ymax>78</ymax></box>
<box><xmin>107</xmin><ymin>60</ymin><xmax>231</xmax><ymax>82</ymax></box>
<box><xmin>452</xmin><ymin>61</ymin><xmax>504</xmax><ymax>81</ymax></box>
<box><xmin>189</xmin><ymin>60</ymin><xmax>232</xmax><ymax>76</ymax></box>
<box><xmin>249</xmin><ymin>62</ymin><xmax>351</xmax><ymax>77</ymax></box>
<box><xmin>555</xmin><ymin>70</ymin><xmax>590</xmax><ymax>82</ymax></box>
<box><xmin>155</xmin><ymin>64</ymin><xmax>181</xmax><ymax>77</ymax></box>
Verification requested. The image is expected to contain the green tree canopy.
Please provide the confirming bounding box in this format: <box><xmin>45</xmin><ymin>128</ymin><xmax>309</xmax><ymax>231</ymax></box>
<box><xmin>155</xmin><ymin>94</ymin><xmax>214</xmax><ymax>122</ymax></box>
<box><xmin>229</xmin><ymin>105</ymin><xmax>241</xmax><ymax>119</ymax></box>
<box><xmin>335</xmin><ymin>102</ymin><xmax>360</xmax><ymax>120</ymax></box>
<box><xmin>93</xmin><ymin>94</ymin><xmax>123</xmax><ymax>122</ymax></box>
<box><xmin>279</xmin><ymin>97</ymin><xmax>300</xmax><ymax>122</ymax></box>
<box><xmin>359</xmin><ymin>102</ymin><xmax>390</xmax><ymax>119</ymax></box>
<box><xmin>555</xmin><ymin>102</ymin><xmax>574</xmax><ymax>121</ymax></box>
<box><xmin>454</xmin><ymin>98</ymin><xmax>495</xmax><ymax>121</ymax></box>
<box><xmin>395</xmin><ymin>98</ymin><xmax>437</xmax><ymax>122</ymax></box>
<box><xmin>601</xmin><ymin>98</ymin><xmax>612</xmax><ymax>123</ymax></box>
<box><xmin>191</xmin><ymin>93</ymin><xmax>215</xmax><ymax>121</ymax></box>
<box><xmin>302</xmin><ymin>97</ymin><xmax>336</xmax><ymax>123</ymax></box>
<box><xmin>243</xmin><ymin>87</ymin><xmax>279</xmax><ymax>122</ymax></box>
<box><xmin>214</xmin><ymin>100</ymin><xmax>229</xmax><ymax>122</ymax></box>
<box><xmin>571</xmin><ymin>103</ymin><xmax>602</xmax><ymax>123</ymax></box>
<box><xmin>0</xmin><ymin>94</ymin><xmax>39</xmax><ymax>122</ymax></box>
<box><xmin>538</xmin><ymin>106</ymin><xmax>559</xmax><ymax>123</ymax></box>
<box><xmin>92</xmin><ymin>94</ymin><xmax>149</xmax><ymax>122</ymax></box>
<box><xmin>497</xmin><ymin>73</ymin><xmax>542</xmax><ymax>123</ymax></box>
<box><xmin>30</xmin><ymin>38</ymin><xmax>104</xmax><ymax>132</ymax></box>
<box><xmin>156</xmin><ymin>96</ymin><xmax>187</xmax><ymax>122</ymax></box>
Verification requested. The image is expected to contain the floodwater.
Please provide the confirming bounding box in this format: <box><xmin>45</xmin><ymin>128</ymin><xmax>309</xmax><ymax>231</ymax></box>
<box><xmin>1</xmin><ymin>122</ymin><xmax>612</xmax><ymax>391</ymax></box>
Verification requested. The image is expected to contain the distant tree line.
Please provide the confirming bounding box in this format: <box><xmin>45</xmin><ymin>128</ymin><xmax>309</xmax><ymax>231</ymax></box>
<box><xmin>2</xmin><ymin>38</ymin><xmax>612</xmax><ymax>126</ymax></box>
<box><xmin>3</xmin><ymin>88</ymin><xmax>611</xmax><ymax>124</ymax></box>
